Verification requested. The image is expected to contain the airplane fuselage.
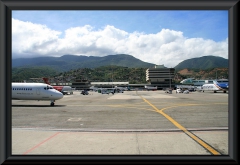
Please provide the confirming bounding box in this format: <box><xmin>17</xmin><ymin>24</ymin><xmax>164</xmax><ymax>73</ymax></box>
<box><xmin>12</xmin><ymin>83</ymin><xmax>63</xmax><ymax>104</ymax></box>
<box><xmin>201</xmin><ymin>84</ymin><xmax>219</xmax><ymax>92</ymax></box>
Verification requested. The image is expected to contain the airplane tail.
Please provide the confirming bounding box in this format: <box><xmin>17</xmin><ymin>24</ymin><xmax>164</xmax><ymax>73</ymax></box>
<box><xmin>213</xmin><ymin>80</ymin><xmax>219</xmax><ymax>85</ymax></box>
<box><xmin>213</xmin><ymin>80</ymin><xmax>228</xmax><ymax>90</ymax></box>
<box><xmin>42</xmin><ymin>77</ymin><xmax>50</xmax><ymax>85</ymax></box>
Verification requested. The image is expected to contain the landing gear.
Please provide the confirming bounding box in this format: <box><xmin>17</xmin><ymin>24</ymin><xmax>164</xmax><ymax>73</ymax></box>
<box><xmin>50</xmin><ymin>100</ymin><xmax>55</xmax><ymax>106</ymax></box>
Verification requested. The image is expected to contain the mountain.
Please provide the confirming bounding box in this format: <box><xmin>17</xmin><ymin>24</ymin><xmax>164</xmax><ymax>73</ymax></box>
<box><xmin>12</xmin><ymin>54</ymin><xmax>156</xmax><ymax>72</ymax></box>
<box><xmin>174</xmin><ymin>55</ymin><xmax>228</xmax><ymax>70</ymax></box>
<box><xmin>12</xmin><ymin>66</ymin><xmax>58</xmax><ymax>82</ymax></box>
<box><xmin>11</xmin><ymin>55</ymin><xmax>229</xmax><ymax>82</ymax></box>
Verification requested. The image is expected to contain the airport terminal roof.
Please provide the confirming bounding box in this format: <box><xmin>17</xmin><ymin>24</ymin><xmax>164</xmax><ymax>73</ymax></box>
<box><xmin>91</xmin><ymin>82</ymin><xmax>129</xmax><ymax>85</ymax></box>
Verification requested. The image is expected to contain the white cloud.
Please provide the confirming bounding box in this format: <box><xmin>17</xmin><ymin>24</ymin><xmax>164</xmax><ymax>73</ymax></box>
<box><xmin>12</xmin><ymin>18</ymin><xmax>61</xmax><ymax>57</ymax></box>
<box><xmin>12</xmin><ymin>18</ymin><xmax>228</xmax><ymax>67</ymax></box>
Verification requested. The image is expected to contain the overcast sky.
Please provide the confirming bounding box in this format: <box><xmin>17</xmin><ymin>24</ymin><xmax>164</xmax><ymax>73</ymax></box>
<box><xmin>12</xmin><ymin>10</ymin><xmax>228</xmax><ymax>67</ymax></box>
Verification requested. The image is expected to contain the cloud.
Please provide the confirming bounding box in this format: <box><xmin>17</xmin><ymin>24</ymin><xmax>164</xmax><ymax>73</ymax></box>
<box><xmin>12</xmin><ymin>18</ymin><xmax>228</xmax><ymax>67</ymax></box>
<box><xmin>12</xmin><ymin>18</ymin><xmax>61</xmax><ymax>57</ymax></box>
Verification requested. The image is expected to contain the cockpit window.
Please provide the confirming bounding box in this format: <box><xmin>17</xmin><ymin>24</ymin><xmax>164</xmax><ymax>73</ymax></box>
<box><xmin>46</xmin><ymin>86</ymin><xmax>54</xmax><ymax>90</ymax></box>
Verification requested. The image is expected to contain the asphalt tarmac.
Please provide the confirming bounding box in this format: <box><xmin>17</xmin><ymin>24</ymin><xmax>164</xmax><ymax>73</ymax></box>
<box><xmin>12</xmin><ymin>90</ymin><xmax>228</xmax><ymax>155</ymax></box>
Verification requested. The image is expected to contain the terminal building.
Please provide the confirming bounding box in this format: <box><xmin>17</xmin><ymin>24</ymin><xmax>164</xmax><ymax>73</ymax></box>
<box><xmin>71</xmin><ymin>81</ymin><xmax>129</xmax><ymax>90</ymax></box>
<box><xmin>146</xmin><ymin>65</ymin><xmax>175</xmax><ymax>89</ymax></box>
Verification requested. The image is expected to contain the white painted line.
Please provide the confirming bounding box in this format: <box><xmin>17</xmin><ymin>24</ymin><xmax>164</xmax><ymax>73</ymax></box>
<box><xmin>67</xmin><ymin>118</ymin><xmax>82</xmax><ymax>121</ymax></box>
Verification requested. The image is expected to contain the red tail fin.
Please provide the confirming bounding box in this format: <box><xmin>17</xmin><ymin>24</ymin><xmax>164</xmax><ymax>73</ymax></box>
<box><xmin>42</xmin><ymin>77</ymin><xmax>50</xmax><ymax>85</ymax></box>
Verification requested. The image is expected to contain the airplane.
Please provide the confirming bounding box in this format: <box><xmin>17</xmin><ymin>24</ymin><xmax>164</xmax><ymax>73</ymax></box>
<box><xmin>198</xmin><ymin>80</ymin><xmax>228</xmax><ymax>93</ymax></box>
<box><xmin>42</xmin><ymin>77</ymin><xmax>73</xmax><ymax>95</ymax></box>
<box><xmin>12</xmin><ymin>82</ymin><xmax>63</xmax><ymax>106</ymax></box>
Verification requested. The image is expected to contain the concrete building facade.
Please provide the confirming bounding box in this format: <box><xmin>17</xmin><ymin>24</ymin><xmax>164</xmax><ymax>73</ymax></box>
<box><xmin>146</xmin><ymin>65</ymin><xmax>175</xmax><ymax>89</ymax></box>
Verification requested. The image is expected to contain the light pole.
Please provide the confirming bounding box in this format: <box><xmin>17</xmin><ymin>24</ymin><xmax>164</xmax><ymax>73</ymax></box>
<box><xmin>169</xmin><ymin>69</ymin><xmax>171</xmax><ymax>89</ymax></box>
<box><xmin>216</xmin><ymin>70</ymin><xmax>218</xmax><ymax>80</ymax></box>
<box><xmin>111</xmin><ymin>59</ymin><xmax>113</xmax><ymax>88</ymax></box>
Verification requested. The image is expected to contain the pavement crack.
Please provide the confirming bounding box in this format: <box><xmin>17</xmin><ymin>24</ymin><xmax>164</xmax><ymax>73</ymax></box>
<box><xmin>136</xmin><ymin>133</ymin><xmax>141</xmax><ymax>154</ymax></box>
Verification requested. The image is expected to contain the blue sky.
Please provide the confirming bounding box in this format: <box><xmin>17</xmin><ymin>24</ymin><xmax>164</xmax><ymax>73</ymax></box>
<box><xmin>12</xmin><ymin>10</ymin><xmax>228</xmax><ymax>67</ymax></box>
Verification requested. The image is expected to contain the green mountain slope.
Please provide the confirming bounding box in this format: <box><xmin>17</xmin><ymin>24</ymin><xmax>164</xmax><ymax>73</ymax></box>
<box><xmin>12</xmin><ymin>65</ymin><xmax>148</xmax><ymax>83</ymax></box>
<box><xmin>12</xmin><ymin>54</ymin><xmax>156</xmax><ymax>72</ymax></box>
<box><xmin>12</xmin><ymin>66</ymin><xmax>59</xmax><ymax>82</ymax></box>
<box><xmin>174</xmin><ymin>55</ymin><xmax>228</xmax><ymax>70</ymax></box>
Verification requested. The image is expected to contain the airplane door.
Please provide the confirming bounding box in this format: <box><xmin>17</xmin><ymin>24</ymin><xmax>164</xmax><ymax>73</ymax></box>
<box><xmin>36</xmin><ymin>88</ymin><xmax>40</xmax><ymax>95</ymax></box>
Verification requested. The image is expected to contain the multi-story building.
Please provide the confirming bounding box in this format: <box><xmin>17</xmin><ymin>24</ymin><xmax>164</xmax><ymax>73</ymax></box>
<box><xmin>146</xmin><ymin>65</ymin><xmax>175</xmax><ymax>89</ymax></box>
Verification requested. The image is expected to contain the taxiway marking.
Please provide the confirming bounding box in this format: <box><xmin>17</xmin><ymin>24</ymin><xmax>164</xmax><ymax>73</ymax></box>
<box><xmin>139</xmin><ymin>95</ymin><xmax>222</xmax><ymax>155</ymax></box>
<box><xmin>23</xmin><ymin>132</ymin><xmax>60</xmax><ymax>155</ymax></box>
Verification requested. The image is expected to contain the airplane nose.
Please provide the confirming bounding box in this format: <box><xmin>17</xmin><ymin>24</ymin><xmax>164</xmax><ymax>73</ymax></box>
<box><xmin>53</xmin><ymin>91</ymin><xmax>63</xmax><ymax>99</ymax></box>
<box><xmin>57</xmin><ymin>92</ymin><xmax>64</xmax><ymax>99</ymax></box>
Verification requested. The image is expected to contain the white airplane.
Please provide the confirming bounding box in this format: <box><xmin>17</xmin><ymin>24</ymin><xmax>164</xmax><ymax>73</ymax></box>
<box><xmin>12</xmin><ymin>83</ymin><xmax>64</xmax><ymax>106</ymax></box>
<box><xmin>198</xmin><ymin>80</ymin><xmax>228</xmax><ymax>93</ymax></box>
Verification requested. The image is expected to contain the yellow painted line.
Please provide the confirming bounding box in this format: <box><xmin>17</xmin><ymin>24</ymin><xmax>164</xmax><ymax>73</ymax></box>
<box><xmin>139</xmin><ymin>95</ymin><xmax>221</xmax><ymax>155</ymax></box>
